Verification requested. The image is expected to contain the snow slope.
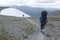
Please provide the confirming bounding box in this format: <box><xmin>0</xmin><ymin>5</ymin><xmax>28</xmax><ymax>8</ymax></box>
<box><xmin>0</xmin><ymin>8</ymin><xmax>31</xmax><ymax>17</ymax></box>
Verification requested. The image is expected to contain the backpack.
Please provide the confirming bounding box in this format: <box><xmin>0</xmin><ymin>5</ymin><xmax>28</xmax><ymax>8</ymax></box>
<box><xmin>41</xmin><ymin>11</ymin><xmax>47</xmax><ymax>22</ymax></box>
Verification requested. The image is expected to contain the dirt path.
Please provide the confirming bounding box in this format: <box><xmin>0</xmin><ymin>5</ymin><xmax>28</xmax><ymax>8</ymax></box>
<box><xmin>25</xmin><ymin>18</ymin><xmax>48</xmax><ymax>40</ymax></box>
<box><xmin>26</xmin><ymin>18</ymin><xmax>60</xmax><ymax>40</ymax></box>
<box><xmin>26</xmin><ymin>18</ymin><xmax>40</xmax><ymax>27</ymax></box>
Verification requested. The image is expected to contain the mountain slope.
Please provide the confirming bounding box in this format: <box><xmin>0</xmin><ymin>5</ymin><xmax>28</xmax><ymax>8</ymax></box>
<box><xmin>11</xmin><ymin>6</ymin><xmax>45</xmax><ymax>17</ymax></box>
<box><xmin>48</xmin><ymin>10</ymin><xmax>60</xmax><ymax>16</ymax></box>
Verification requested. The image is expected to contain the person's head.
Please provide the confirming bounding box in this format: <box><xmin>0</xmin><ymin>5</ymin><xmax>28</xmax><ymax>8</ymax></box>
<box><xmin>41</xmin><ymin>11</ymin><xmax>47</xmax><ymax>17</ymax></box>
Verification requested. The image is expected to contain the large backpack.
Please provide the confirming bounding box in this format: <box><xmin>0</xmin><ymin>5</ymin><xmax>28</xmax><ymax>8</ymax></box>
<box><xmin>41</xmin><ymin>11</ymin><xmax>47</xmax><ymax>22</ymax></box>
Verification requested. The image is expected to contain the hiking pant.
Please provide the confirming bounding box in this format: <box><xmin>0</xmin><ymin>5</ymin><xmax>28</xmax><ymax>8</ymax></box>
<box><xmin>41</xmin><ymin>21</ymin><xmax>47</xmax><ymax>30</ymax></box>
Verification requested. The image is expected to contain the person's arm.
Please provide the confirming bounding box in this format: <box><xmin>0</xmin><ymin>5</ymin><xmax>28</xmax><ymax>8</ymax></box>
<box><xmin>45</xmin><ymin>16</ymin><xmax>48</xmax><ymax>22</ymax></box>
<box><xmin>38</xmin><ymin>16</ymin><xmax>42</xmax><ymax>21</ymax></box>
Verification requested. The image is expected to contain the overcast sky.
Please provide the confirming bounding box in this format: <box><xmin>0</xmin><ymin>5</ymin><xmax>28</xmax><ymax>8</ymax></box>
<box><xmin>0</xmin><ymin>0</ymin><xmax>60</xmax><ymax>8</ymax></box>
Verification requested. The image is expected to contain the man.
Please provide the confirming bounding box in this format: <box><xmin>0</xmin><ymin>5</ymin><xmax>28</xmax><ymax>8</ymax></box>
<box><xmin>39</xmin><ymin>11</ymin><xmax>48</xmax><ymax>32</ymax></box>
<box><xmin>23</xmin><ymin>14</ymin><xmax>24</xmax><ymax>17</ymax></box>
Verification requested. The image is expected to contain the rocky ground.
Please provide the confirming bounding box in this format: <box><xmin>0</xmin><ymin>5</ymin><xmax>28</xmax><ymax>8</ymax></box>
<box><xmin>0</xmin><ymin>15</ymin><xmax>60</xmax><ymax>40</ymax></box>
<box><xmin>0</xmin><ymin>15</ymin><xmax>35</xmax><ymax>40</ymax></box>
<box><xmin>28</xmin><ymin>16</ymin><xmax>60</xmax><ymax>40</ymax></box>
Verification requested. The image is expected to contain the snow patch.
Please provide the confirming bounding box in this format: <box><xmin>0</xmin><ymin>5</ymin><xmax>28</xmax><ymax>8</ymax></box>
<box><xmin>0</xmin><ymin>8</ymin><xmax>31</xmax><ymax>17</ymax></box>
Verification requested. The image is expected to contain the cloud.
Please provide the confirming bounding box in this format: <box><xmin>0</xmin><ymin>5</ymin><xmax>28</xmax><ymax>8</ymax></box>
<box><xmin>55</xmin><ymin>0</ymin><xmax>60</xmax><ymax>3</ymax></box>
<box><xmin>36</xmin><ymin>0</ymin><xmax>56</xmax><ymax>3</ymax></box>
<box><xmin>20</xmin><ymin>0</ymin><xmax>60</xmax><ymax>8</ymax></box>
<box><xmin>0</xmin><ymin>0</ymin><xmax>16</xmax><ymax>2</ymax></box>
<box><xmin>0</xmin><ymin>0</ymin><xmax>60</xmax><ymax>8</ymax></box>
<box><xmin>0</xmin><ymin>0</ymin><xmax>22</xmax><ymax>6</ymax></box>
<box><xmin>21</xmin><ymin>0</ymin><xmax>36</xmax><ymax>4</ymax></box>
<box><xmin>18</xmin><ymin>0</ymin><xmax>57</xmax><ymax>7</ymax></box>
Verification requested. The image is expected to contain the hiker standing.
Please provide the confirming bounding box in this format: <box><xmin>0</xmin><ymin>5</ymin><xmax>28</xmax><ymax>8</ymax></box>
<box><xmin>23</xmin><ymin>14</ymin><xmax>24</xmax><ymax>17</ymax></box>
<box><xmin>39</xmin><ymin>11</ymin><xmax>48</xmax><ymax>32</ymax></box>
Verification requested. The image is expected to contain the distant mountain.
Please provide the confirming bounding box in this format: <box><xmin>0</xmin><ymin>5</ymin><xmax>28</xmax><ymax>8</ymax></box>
<box><xmin>51</xmin><ymin>10</ymin><xmax>60</xmax><ymax>14</ymax></box>
<box><xmin>43</xmin><ymin>8</ymin><xmax>60</xmax><ymax>12</ymax></box>
<box><xmin>10</xmin><ymin>6</ymin><xmax>60</xmax><ymax>17</ymax></box>
<box><xmin>0</xmin><ymin>7</ymin><xmax>9</xmax><ymax>11</ymax></box>
<box><xmin>48</xmin><ymin>10</ymin><xmax>60</xmax><ymax>17</ymax></box>
<box><xmin>10</xmin><ymin>6</ymin><xmax>45</xmax><ymax>17</ymax></box>
<box><xmin>49</xmin><ymin>10</ymin><xmax>60</xmax><ymax>16</ymax></box>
